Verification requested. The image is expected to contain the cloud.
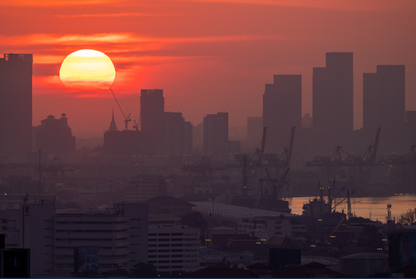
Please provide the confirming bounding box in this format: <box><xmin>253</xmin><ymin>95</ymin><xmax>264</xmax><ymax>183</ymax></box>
<box><xmin>54</xmin><ymin>13</ymin><xmax>158</xmax><ymax>18</ymax></box>
<box><xmin>187</xmin><ymin>0</ymin><xmax>416</xmax><ymax>12</ymax></box>
<box><xmin>0</xmin><ymin>0</ymin><xmax>115</xmax><ymax>6</ymax></box>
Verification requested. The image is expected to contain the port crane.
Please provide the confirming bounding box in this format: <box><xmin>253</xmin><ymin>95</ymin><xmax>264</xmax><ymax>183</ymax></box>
<box><xmin>110</xmin><ymin>88</ymin><xmax>131</xmax><ymax>130</ymax></box>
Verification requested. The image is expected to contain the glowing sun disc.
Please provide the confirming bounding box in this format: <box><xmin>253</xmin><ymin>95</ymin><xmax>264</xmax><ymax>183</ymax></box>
<box><xmin>59</xmin><ymin>49</ymin><xmax>116</xmax><ymax>91</ymax></box>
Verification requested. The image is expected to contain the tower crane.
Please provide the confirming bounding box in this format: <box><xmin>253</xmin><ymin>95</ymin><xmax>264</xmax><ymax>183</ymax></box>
<box><xmin>110</xmin><ymin>88</ymin><xmax>131</xmax><ymax>130</ymax></box>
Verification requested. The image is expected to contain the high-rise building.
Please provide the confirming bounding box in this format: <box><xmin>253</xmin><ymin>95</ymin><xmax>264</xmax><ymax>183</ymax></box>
<box><xmin>263</xmin><ymin>75</ymin><xmax>301</xmax><ymax>149</ymax></box>
<box><xmin>140</xmin><ymin>89</ymin><xmax>164</xmax><ymax>154</ymax></box>
<box><xmin>0</xmin><ymin>54</ymin><xmax>33</xmax><ymax>162</ymax></box>
<box><xmin>313</xmin><ymin>52</ymin><xmax>353</xmax><ymax>135</ymax></box>
<box><xmin>363</xmin><ymin>65</ymin><xmax>405</xmax><ymax>130</ymax></box>
<box><xmin>203</xmin><ymin>112</ymin><xmax>228</xmax><ymax>154</ymax></box>
<box><xmin>163</xmin><ymin>112</ymin><xmax>193</xmax><ymax>155</ymax></box>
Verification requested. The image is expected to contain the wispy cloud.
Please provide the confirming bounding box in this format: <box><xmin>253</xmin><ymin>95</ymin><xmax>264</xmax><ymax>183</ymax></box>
<box><xmin>187</xmin><ymin>0</ymin><xmax>415</xmax><ymax>12</ymax></box>
<box><xmin>54</xmin><ymin>13</ymin><xmax>158</xmax><ymax>18</ymax></box>
<box><xmin>0</xmin><ymin>32</ymin><xmax>292</xmax><ymax>47</ymax></box>
<box><xmin>0</xmin><ymin>0</ymin><xmax>115</xmax><ymax>6</ymax></box>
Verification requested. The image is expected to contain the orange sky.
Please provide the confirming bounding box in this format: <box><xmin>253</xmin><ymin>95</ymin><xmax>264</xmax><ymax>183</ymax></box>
<box><xmin>0</xmin><ymin>0</ymin><xmax>415</xmax><ymax>138</ymax></box>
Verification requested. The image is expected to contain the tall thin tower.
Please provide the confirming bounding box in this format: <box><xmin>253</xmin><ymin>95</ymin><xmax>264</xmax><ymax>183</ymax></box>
<box><xmin>0</xmin><ymin>54</ymin><xmax>33</xmax><ymax>162</ymax></box>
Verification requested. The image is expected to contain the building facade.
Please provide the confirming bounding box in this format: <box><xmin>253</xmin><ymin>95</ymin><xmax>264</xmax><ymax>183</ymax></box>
<box><xmin>0</xmin><ymin>53</ymin><xmax>33</xmax><ymax>162</ymax></box>
<box><xmin>263</xmin><ymin>75</ymin><xmax>301</xmax><ymax>150</ymax></box>
<box><xmin>163</xmin><ymin>112</ymin><xmax>193</xmax><ymax>155</ymax></box>
<box><xmin>363</xmin><ymin>65</ymin><xmax>405</xmax><ymax>130</ymax></box>
<box><xmin>140</xmin><ymin>89</ymin><xmax>165</xmax><ymax>155</ymax></box>
<box><xmin>202</xmin><ymin>112</ymin><xmax>228</xmax><ymax>154</ymax></box>
<box><xmin>148</xmin><ymin>224</ymin><xmax>200</xmax><ymax>274</ymax></box>
<box><xmin>313</xmin><ymin>52</ymin><xmax>353</xmax><ymax>136</ymax></box>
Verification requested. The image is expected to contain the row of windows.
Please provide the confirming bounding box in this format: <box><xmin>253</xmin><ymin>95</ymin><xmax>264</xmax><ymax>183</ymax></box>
<box><xmin>149</xmin><ymin>238</ymin><xmax>197</xmax><ymax>242</ymax></box>
<box><xmin>148</xmin><ymin>244</ymin><xmax>195</xmax><ymax>248</ymax></box>
<box><xmin>55</xmin><ymin>246</ymin><xmax>128</xmax><ymax>250</ymax></box>
<box><xmin>55</xmin><ymin>238</ymin><xmax>128</xmax><ymax>241</ymax></box>
<box><xmin>55</xmin><ymin>229</ymin><xmax>128</xmax><ymax>233</ymax></box>
<box><xmin>55</xmin><ymin>221</ymin><xmax>127</xmax><ymax>225</ymax></box>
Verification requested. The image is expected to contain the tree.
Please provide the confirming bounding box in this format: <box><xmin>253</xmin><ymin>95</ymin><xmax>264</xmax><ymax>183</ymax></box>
<box><xmin>399</xmin><ymin>208</ymin><xmax>416</xmax><ymax>225</ymax></box>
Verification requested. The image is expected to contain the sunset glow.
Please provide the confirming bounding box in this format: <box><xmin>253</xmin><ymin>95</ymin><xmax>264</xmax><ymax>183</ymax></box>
<box><xmin>59</xmin><ymin>49</ymin><xmax>116</xmax><ymax>91</ymax></box>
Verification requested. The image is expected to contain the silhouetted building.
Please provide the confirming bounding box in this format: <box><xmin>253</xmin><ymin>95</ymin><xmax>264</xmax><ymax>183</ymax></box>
<box><xmin>0</xmin><ymin>53</ymin><xmax>33</xmax><ymax>162</ymax></box>
<box><xmin>103</xmin><ymin>130</ymin><xmax>144</xmax><ymax>156</ymax></box>
<box><xmin>263</xmin><ymin>75</ymin><xmax>301</xmax><ymax>150</ymax></box>
<box><xmin>193</xmin><ymin>123</ymin><xmax>203</xmax><ymax>152</ymax></box>
<box><xmin>108</xmin><ymin>108</ymin><xmax>117</xmax><ymax>132</ymax></box>
<box><xmin>363</xmin><ymin>65</ymin><xmax>405</xmax><ymax>130</ymax></box>
<box><xmin>302</xmin><ymin>113</ymin><xmax>312</xmax><ymax>128</ymax></box>
<box><xmin>33</xmin><ymin>113</ymin><xmax>76</xmax><ymax>157</ymax></box>
<box><xmin>247</xmin><ymin>116</ymin><xmax>263</xmax><ymax>144</ymax></box>
<box><xmin>203</xmin><ymin>112</ymin><xmax>228</xmax><ymax>154</ymax></box>
<box><xmin>313</xmin><ymin>52</ymin><xmax>353</xmax><ymax>136</ymax></box>
<box><xmin>163</xmin><ymin>112</ymin><xmax>193</xmax><ymax>155</ymax></box>
<box><xmin>140</xmin><ymin>89</ymin><xmax>164</xmax><ymax>154</ymax></box>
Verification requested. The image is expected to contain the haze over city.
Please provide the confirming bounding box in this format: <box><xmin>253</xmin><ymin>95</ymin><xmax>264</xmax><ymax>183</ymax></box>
<box><xmin>1</xmin><ymin>0</ymin><xmax>415</xmax><ymax>137</ymax></box>
<box><xmin>1</xmin><ymin>0</ymin><xmax>416</xmax><ymax>278</ymax></box>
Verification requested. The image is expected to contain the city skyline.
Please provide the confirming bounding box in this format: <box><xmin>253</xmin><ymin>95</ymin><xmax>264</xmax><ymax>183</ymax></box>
<box><xmin>0</xmin><ymin>0</ymin><xmax>415</xmax><ymax>138</ymax></box>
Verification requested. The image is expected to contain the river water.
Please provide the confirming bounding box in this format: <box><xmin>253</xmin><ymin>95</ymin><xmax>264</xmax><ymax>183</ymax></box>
<box><xmin>288</xmin><ymin>195</ymin><xmax>416</xmax><ymax>223</ymax></box>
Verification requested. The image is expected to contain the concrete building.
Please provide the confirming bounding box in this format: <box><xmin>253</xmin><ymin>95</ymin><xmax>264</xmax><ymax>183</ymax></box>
<box><xmin>203</xmin><ymin>112</ymin><xmax>228</xmax><ymax>154</ymax></box>
<box><xmin>313</xmin><ymin>52</ymin><xmax>353</xmax><ymax>136</ymax></box>
<box><xmin>33</xmin><ymin>113</ymin><xmax>76</xmax><ymax>157</ymax></box>
<box><xmin>0</xmin><ymin>53</ymin><xmax>33</xmax><ymax>162</ymax></box>
<box><xmin>0</xmin><ymin>196</ymin><xmax>149</xmax><ymax>276</ymax></box>
<box><xmin>263</xmin><ymin>75</ymin><xmax>302</xmax><ymax>150</ymax></box>
<box><xmin>148</xmin><ymin>224</ymin><xmax>200</xmax><ymax>274</ymax></box>
<box><xmin>140</xmin><ymin>89</ymin><xmax>165</xmax><ymax>154</ymax></box>
<box><xmin>363</xmin><ymin>65</ymin><xmax>405</xmax><ymax>130</ymax></box>
<box><xmin>0</xmin><ymin>196</ymin><xmax>55</xmax><ymax>277</ymax></box>
<box><xmin>54</xmin><ymin>209</ymin><xmax>131</xmax><ymax>271</ymax></box>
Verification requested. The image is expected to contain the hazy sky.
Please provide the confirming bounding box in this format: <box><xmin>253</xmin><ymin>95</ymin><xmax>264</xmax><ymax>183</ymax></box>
<box><xmin>1</xmin><ymin>0</ymin><xmax>415</xmax><ymax>138</ymax></box>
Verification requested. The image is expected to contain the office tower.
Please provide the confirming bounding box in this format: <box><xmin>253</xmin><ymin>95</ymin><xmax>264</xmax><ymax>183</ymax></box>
<box><xmin>140</xmin><ymin>89</ymin><xmax>164</xmax><ymax>154</ymax></box>
<box><xmin>0</xmin><ymin>54</ymin><xmax>32</xmax><ymax>162</ymax></box>
<box><xmin>363</xmin><ymin>65</ymin><xmax>405</xmax><ymax>130</ymax></box>
<box><xmin>33</xmin><ymin>113</ymin><xmax>76</xmax><ymax>157</ymax></box>
<box><xmin>163</xmin><ymin>112</ymin><xmax>193</xmax><ymax>155</ymax></box>
<box><xmin>263</xmin><ymin>75</ymin><xmax>301</xmax><ymax>149</ymax></box>
<box><xmin>313</xmin><ymin>52</ymin><xmax>353</xmax><ymax>135</ymax></box>
<box><xmin>247</xmin><ymin>116</ymin><xmax>263</xmax><ymax>144</ymax></box>
<box><xmin>203</xmin><ymin>112</ymin><xmax>228</xmax><ymax>154</ymax></box>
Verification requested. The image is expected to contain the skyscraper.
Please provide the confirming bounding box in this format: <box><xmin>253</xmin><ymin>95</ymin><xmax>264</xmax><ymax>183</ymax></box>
<box><xmin>363</xmin><ymin>65</ymin><xmax>405</xmax><ymax>130</ymax></box>
<box><xmin>140</xmin><ymin>89</ymin><xmax>164</xmax><ymax>154</ymax></box>
<box><xmin>263</xmin><ymin>75</ymin><xmax>301</xmax><ymax>149</ymax></box>
<box><xmin>203</xmin><ymin>112</ymin><xmax>228</xmax><ymax>154</ymax></box>
<box><xmin>163</xmin><ymin>112</ymin><xmax>193</xmax><ymax>155</ymax></box>
<box><xmin>0</xmin><ymin>53</ymin><xmax>33</xmax><ymax>162</ymax></box>
<box><xmin>313</xmin><ymin>52</ymin><xmax>353</xmax><ymax>135</ymax></box>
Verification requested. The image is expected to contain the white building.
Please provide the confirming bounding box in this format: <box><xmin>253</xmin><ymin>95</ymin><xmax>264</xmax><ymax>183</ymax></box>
<box><xmin>148</xmin><ymin>225</ymin><xmax>200</xmax><ymax>274</ymax></box>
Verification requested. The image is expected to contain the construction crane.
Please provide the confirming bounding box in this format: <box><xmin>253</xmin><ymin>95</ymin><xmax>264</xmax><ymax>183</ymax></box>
<box><xmin>110</xmin><ymin>88</ymin><xmax>131</xmax><ymax>130</ymax></box>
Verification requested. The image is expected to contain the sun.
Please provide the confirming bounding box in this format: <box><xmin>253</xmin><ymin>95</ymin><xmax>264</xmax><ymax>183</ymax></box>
<box><xmin>59</xmin><ymin>49</ymin><xmax>116</xmax><ymax>91</ymax></box>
